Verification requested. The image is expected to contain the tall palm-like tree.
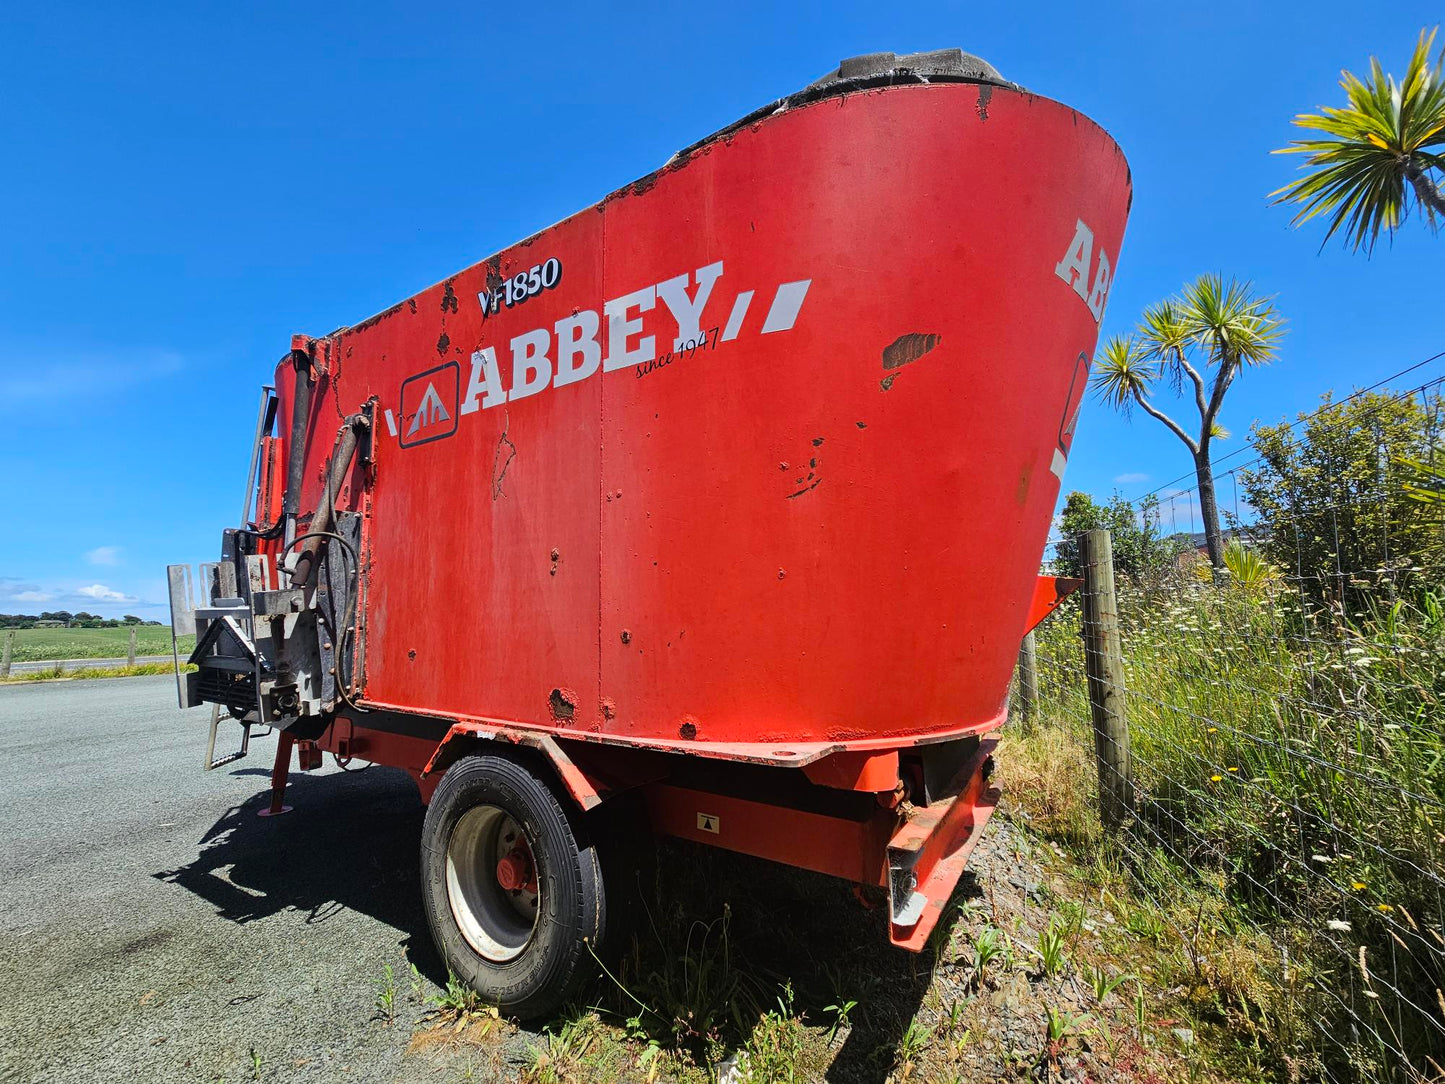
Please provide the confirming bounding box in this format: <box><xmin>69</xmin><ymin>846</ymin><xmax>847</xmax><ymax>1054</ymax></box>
<box><xmin>1093</xmin><ymin>275</ymin><xmax>1285</xmax><ymax>570</ymax></box>
<box><xmin>1273</xmin><ymin>28</ymin><xmax>1445</xmax><ymax>252</ymax></box>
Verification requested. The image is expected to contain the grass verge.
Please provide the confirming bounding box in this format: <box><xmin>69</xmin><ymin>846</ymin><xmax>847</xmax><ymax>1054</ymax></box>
<box><xmin>1013</xmin><ymin>571</ymin><xmax>1445</xmax><ymax>1080</ymax></box>
<box><xmin>0</xmin><ymin>662</ymin><xmax>183</xmax><ymax>683</ymax></box>
<box><xmin>389</xmin><ymin>825</ymin><xmax>1233</xmax><ymax>1083</ymax></box>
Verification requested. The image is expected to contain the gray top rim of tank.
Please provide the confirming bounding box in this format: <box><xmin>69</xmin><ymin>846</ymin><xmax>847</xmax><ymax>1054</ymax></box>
<box><xmin>668</xmin><ymin>48</ymin><xmax>1019</xmax><ymax>164</ymax></box>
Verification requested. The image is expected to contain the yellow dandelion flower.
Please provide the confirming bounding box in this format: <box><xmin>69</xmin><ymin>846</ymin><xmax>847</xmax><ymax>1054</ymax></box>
<box><xmin>1352</xmin><ymin>882</ymin><xmax>1367</xmax><ymax>891</ymax></box>
<box><xmin>1377</xmin><ymin>904</ymin><xmax>1394</xmax><ymax>913</ymax></box>
<box><xmin>1206</xmin><ymin>727</ymin><xmax>1218</xmax><ymax>734</ymax></box>
<box><xmin>1227</xmin><ymin>767</ymin><xmax>1239</xmax><ymax>773</ymax></box>
<box><xmin>1210</xmin><ymin>775</ymin><xmax>1223</xmax><ymax>782</ymax></box>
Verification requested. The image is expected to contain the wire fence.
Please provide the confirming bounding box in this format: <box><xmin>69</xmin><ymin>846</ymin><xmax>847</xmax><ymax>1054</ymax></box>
<box><xmin>1021</xmin><ymin>380</ymin><xmax>1445</xmax><ymax>1081</ymax></box>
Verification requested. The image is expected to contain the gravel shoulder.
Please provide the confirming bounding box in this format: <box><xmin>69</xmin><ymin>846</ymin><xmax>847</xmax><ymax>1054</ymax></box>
<box><xmin>0</xmin><ymin>676</ymin><xmax>449</xmax><ymax>1084</ymax></box>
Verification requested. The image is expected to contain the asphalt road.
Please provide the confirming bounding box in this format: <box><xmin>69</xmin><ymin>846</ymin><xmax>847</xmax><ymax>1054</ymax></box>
<box><xmin>5</xmin><ymin>655</ymin><xmax>172</xmax><ymax>674</ymax></box>
<box><xmin>0</xmin><ymin>676</ymin><xmax>478</xmax><ymax>1084</ymax></box>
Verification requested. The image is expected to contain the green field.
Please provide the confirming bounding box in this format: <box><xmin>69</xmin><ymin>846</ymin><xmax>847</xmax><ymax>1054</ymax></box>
<box><xmin>3</xmin><ymin>626</ymin><xmax>194</xmax><ymax>662</ymax></box>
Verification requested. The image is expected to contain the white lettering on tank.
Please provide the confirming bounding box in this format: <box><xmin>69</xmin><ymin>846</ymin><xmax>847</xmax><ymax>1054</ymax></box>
<box><xmin>603</xmin><ymin>284</ymin><xmax>656</xmax><ymax>372</ymax></box>
<box><xmin>460</xmin><ymin>348</ymin><xmax>506</xmax><ymax>413</ymax></box>
<box><xmin>508</xmin><ymin>328</ymin><xmax>552</xmax><ymax>401</ymax></box>
<box><xmin>553</xmin><ymin>310</ymin><xmax>601</xmax><ymax>388</ymax></box>
<box><xmin>656</xmin><ymin>261</ymin><xmax>723</xmax><ymax>349</ymax></box>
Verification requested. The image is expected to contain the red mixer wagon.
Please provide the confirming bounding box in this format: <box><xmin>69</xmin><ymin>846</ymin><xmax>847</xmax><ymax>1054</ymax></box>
<box><xmin>169</xmin><ymin>48</ymin><xmax>1128</xmax><ymax>1016</ymax></box>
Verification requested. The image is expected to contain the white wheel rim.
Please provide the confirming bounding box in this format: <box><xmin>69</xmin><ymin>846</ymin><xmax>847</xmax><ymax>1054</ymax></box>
<box><xmin>445</xmin><ymin>805</ymin><xmax>540</xmax><ymax>963</ymax></box>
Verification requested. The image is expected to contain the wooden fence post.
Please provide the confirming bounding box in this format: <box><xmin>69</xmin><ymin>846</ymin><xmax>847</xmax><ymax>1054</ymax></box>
<box><xmin>1080</xmin><ymin>529</ymin><xmax>1131</xmax><ymax>829</ymax></box>
<box><xmin>1</xmin><ymin>630</ymin><xmax>12</xmax><ymax>678</ymax></box>
<box><xmin>127</xmin><ymin>626</ymin><xmax>137</xmax><ymax>667</ymax></box>
<box><xmin>1017</xmin><ymin>630</ymin><xmax>1039</xmax><ymax>726</ymax></box>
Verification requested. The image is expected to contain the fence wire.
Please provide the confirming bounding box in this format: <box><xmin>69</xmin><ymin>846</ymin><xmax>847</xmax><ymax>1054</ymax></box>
<box><xmin>1020</xmin><ymin>383</ymin><xmax>1445</xmax><ymax>1082</ymax></box>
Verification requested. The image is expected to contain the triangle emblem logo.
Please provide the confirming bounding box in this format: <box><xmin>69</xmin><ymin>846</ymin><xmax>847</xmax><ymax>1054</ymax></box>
<box><xmin>407</xmin><ymin>383</ymin><xmax>451</xmax><ymax>436</ymax></box>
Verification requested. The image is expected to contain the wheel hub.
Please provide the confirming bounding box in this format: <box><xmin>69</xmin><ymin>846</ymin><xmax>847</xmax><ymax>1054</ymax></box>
<box><xmin>495</xmin><ymin>842</ymin><xmax>537</xmax><ymax>893</ymax></box>
<box><xmin>444</xmin><ymin>805</ymin><xmax>541</xmax><ymax>962</ymax></box>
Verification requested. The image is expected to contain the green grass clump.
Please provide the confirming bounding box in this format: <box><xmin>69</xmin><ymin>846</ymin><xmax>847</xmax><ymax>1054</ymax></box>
<box><xmin>1016</xmin><ymin>572</ymin><xmax>1445</xmax><ymax>1080</ymax></box>
<box><xmin>0</xmin><ymin>662</ymin><xmax>182</xmax><ymax>683</ymax></box>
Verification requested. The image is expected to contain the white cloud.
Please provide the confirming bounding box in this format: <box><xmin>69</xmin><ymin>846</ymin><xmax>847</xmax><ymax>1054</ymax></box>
<box><xmin>85</xmin><ymin>546</ymin><xmax>122</xmax><ymax>566</ymax></box>
<box><xmin>0</xmin><ymin>579</ymin><xmax>54</xmax><ymax>605</ymax></box>
<box><xmin>0</xmin><ymin>576</ymin><xmax>161</xmax><ymax>613</ymax></box>
<box><xmin>1114</xmin><ymin>472</ymin><xmax>1150</xmax><ymax>484</ymax></box>
<box><xmin>76</xmin><ymin>583</ymin><xmax>138</xmax><ymax>604</ymax></box>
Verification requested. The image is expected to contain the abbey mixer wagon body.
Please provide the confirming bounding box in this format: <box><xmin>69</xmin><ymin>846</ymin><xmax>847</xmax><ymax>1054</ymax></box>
<box><xmin>169</xmin><ymin>49</ymin><xmax>1129</xmax><ymax>1015</ymax></box>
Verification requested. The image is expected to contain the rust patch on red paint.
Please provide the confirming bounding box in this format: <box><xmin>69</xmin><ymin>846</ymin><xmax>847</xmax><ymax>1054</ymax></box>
<box><xmin>440</xmin><ymin>282</ymin><xmax>459</xmax><ymax>313</ymax></box>
<box><xmin>882</xmin><ymin>333</ymin><xmax>941</xmax><ymax>371</ymax></box>
<box><xmin>549</xmin><ymin>688</ymin><xmax>578</xmax><ymax>722</ymax></box>
<box><xmin>1015</xmin><ymin>463</ymin><xmax>1032</xmax><ymax>506</ymax></box>
<box><xmin>677</xmin><ymin>716</ymin><xmax>699</xmax><ymax>740</ymax></box>
<box><xmin>492</xmin><ymin>419</ymin><xmax>517</xmax><ymax>500</ymax></box>
<box><xmin>786</xmin><ymin>438</ymin><xmax>825</xmax><ymax>498</ymax></box>
<box><xmin>348</xmin><ymin>299</ymin><xmax>408</xmax><ymax>335</ymax></box>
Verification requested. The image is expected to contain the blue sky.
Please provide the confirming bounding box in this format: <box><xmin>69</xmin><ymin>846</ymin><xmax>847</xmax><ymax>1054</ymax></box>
<box><xmin>1</xmin><ymin>1</ymin><xmax>1441</xmax><ymax>617</ymax></box>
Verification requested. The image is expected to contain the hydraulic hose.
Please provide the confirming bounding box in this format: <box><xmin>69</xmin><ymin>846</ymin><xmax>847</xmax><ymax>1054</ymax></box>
<box><xmin>290</xmin><ymin>414</ymin><xmax>368</xmax><ymax>590</ymax></box>
<box><xmin>281</xmin><ymin>529</ymin><xmax>370</xmax><ymax>714</ymax></box>
<box><xmin>282</xmin><ymin>349</ymin><xmax>314</xmax><ymax>543</ymax></box>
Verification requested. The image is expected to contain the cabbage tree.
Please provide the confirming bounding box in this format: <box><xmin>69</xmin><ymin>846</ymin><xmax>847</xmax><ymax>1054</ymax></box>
<box><xmin>1273</xmin><ymin>28</ymin><xmax>1445</xmax><ymax>252</ymax></box>
<box><xmin>1092</xmin><ymin>275</ymin><xmax>1285</xmax><ymax>570</ymax></box>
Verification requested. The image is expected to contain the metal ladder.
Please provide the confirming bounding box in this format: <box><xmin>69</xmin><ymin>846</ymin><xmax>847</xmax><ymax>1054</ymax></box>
<box><xmin>203</xmin><ymin>703</ymin><xmax>272</xmax><ymax>771</ymax></box>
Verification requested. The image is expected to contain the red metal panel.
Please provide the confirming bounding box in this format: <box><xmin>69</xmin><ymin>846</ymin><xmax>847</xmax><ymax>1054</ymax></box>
<box><xmin>801</xmin><ymin>749</ymin><xmax>900</xmax><ymax>792</ymax></box>
<box><xmin>419</xmin><ymin>722</ymin><xmax>606</xmax><ymax>811</ymax></box>
<box><xmin>881</xmin><ymin>737</ymin><xmax>998</xmax><ymax>948</ymax></box>
<box><xmin>596</xmin><ymin>85</ymin><xmax>1127</xmax><ymax>747</ymax></box>
<box><xmin>335</xmin><ymin>213</ymin><xmax>604</xmax><ymax>730</ymax></box>
<box><xmin>643</xmin><ymin>782</ymin><xmax>894</xmax><ymax>886</ymax></box>
<box><xmin>269</xmin><ymin>81</ymin><xmax>1129</xmax><ymax>757</ymax></box>
<box><xmin>1023</xmin><ymin>574</ymin><xmax>1084</xmax><ymax>634</ymax></box>
<box><xmin>891</xmin><ymin>778</ymin><xmax>1000</xmax><ymax>951</ymax></box>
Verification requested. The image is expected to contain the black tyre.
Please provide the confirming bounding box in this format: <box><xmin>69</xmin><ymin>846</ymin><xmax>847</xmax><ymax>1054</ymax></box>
<box><xmin>420</xmin><ymin>751</ymin><xmax>606</xmax><ymax>1019</ymax></box>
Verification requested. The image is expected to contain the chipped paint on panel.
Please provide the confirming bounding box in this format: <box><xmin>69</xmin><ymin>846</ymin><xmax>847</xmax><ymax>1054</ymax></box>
<box><xmin>882</xmin><ymin>333</ymin><xmax>941</xmax><ymax>371</ymax></box>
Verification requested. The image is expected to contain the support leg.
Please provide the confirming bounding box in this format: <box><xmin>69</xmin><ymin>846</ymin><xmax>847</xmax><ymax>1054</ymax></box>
<box><xmin>259</xmin><ymin>730</ymin><xmax>295</xmax><ymax>817</ymax></box>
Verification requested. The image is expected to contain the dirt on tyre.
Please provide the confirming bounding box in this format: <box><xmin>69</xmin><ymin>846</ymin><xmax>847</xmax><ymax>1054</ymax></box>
<box><xmin>420</xmin><ymin>750</ymin><xmax>607</xmax><ymax>1019</ymax></box>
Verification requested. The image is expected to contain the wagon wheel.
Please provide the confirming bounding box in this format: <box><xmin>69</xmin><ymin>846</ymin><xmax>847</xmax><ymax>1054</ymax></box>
<box><xmin>419</xmin><ymin>751</ymin><xmax>606</xmax><ymax>1019</ymax></box>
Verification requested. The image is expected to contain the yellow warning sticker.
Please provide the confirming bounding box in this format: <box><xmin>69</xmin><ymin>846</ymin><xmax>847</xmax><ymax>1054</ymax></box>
<box><xmin>696</xmin><ymin>812</ymin><xmax>720</xmax><ymax>834</ymax></box>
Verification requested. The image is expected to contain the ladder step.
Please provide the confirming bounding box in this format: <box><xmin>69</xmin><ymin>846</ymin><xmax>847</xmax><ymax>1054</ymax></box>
<box><xmin>204</xmin><ymin>703</ymin><xmax>253</xmax><ymax>771</ymax></box>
